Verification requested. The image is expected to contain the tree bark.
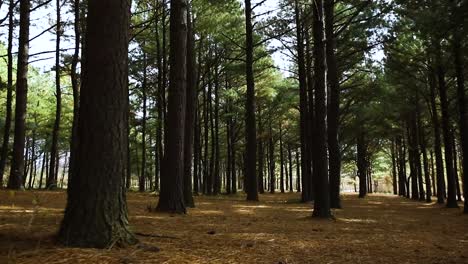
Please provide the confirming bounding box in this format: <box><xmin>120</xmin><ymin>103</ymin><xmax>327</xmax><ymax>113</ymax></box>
<box><xmin>47</xmin><ymin>0</ymin><xmax>62</xmax><ymax>189</ymax></box>
<box><xmin>312</xmin><ymin>0</ymin><xmax>331</xmax><ymax>218</ymax></box>
<box><xmin>58</xmin><ymin>0</ymin><xmax>137</xmax><ymax>247</ymax></box>
<box><xmin>243</xmin><ymin>0</ymin><xmax>258</xmax><ymax>201</ymax></box>
<box><xmin>428</xmin><ymin>60</ymin><xmax>445</xmax><ymax>204</ymax></box>
<box><xmin>183</xmin><ymin>5</ymin><xmax>196</xmax><ymax>207</ymax></box>
<box><xmin>8</xmin><ymin>0</ymin><xmax>30</xmax><ymax>190</ymax></box>
<box><xmin>139</xmin><ymin>52</ymin><xmax>148</xmax><ymax>192</ymax></box>
<box><xmin>295</xmin><ymin>0</ymin><xmax>312</xmax><ymax>202</ymax></box>
<box><xmin>451</xmin><ymin>5</ymin><xmax>468</xmax><ymax>212</ymax></box>
<box><xmin>435</xmin><ymin>42</ymin><xmax>458</xmax><ymax>208</ymax></box>
<box><xmin>156</xmin><ymin>0</ymin><xmax>188</xmax><ymax>213</ymax></box>
<box><xmin>0</xmin><ymin>0</ymin><xmax>15</xmax><ymax>186</ymax></box>
<box><xmin>324</xmin><ymin>0</ymin><xmax>341</xmax><ymax>209</ymax></box>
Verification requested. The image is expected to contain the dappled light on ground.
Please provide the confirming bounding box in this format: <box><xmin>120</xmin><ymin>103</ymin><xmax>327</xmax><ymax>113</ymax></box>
<box><xmin>0</xmin><ymin>191</ymin><xmax>467</xmax><ymax>263</ymax></box>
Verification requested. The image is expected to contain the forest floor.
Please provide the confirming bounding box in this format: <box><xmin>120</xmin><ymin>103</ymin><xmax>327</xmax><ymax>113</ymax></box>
<box><xmin>0</xmin><ymin>191</ymin><xmax>467</xmax><ymax>264</ymax></box>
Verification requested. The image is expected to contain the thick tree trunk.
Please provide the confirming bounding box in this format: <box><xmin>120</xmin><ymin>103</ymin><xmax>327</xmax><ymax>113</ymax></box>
<box><xmin>312</xmin><ymin>0</ymin><xmax>331</xmax><ymax>218</ymax></box>
<box><xmin>244</xmin><ymin>0</ymin><xmax>258</xmax><ymax>201</ymax></box>
<box><xmin>428</xmin><ymin>61</ymin><xmax>446</xmax><ymax>204</ymax></box>
<box><xmin>0</xmin><ymin>0</ymin><xmax>15</xmax><ymax>186</ymax></box>
<box><xmin>183</xmin><ymin>6</ymin><xmax>196</xmax><ymax>207</ymax></box>
<box><xmin>435</xmin><ymin>43</ymin><xmax>458</xmax><ymax>208</ymax></box>
<box><xmin>156</xmin><ymin>0</ymin><xmax>188</xmax><ymax>213</ymax></box>
<box><xmin>8</xmin><ymin>0</ymin><xmax>30</xmax><ymax>190</ymax></box>
<box><xmin>57</xmin><ymin>0</ymin><xmax>137</xmax><ymax>247</ymax></box>
<box><xmin>451</xmin><ymin>11</ymin><xmax>468</xmax><ymax>212</ymax></box>
<box><xmin>324</xmin><ymin>0</ymin><xmax>341</xmax><ymax>209</ymax></box>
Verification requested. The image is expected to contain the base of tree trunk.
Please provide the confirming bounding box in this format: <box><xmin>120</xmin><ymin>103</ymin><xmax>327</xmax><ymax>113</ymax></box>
<box><xmin>58</xmin><ymin>219</ymin><xmax>138</xmax><ymax>248</ymax></box>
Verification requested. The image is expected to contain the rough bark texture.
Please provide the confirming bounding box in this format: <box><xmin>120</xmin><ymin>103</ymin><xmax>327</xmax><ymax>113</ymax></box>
<box><xmin>57</xmin><ymin>0</ymin><xmax>137</xmax><ymax>248</ymax></box>
<box><xmin>244</xmin><ymin>0</ymin><xmax>258</xmax><ymax>201</ymax></box>
<box><xmin>324</xmin><ymin>0</ymin><xmax>341</xmax><ymax>209</ymax></box>
<box><xmin>451</xmin><ymin>6</ymin><xmax>467</xmax><ymax>212</ymax></box>
<box><xmin>183</xmin><ymin>6</ymin><xmax>196</xmax><ymax>207</ymax></box>
<box><xmin>312</xmin><ymin>0</ymin><xmax>331</xmax><ymax>218</ymax></box>
<box><xmin>294</xmin><ymin>0</ymin><xmax>311</xmax><ymax>202</ymax></box>
<box><xmin>156</xmin><ymin>0</ymin><xmax>188</xmax><ymax>213</ymax></box>
<box><xmin>435</xmin><ymin>43</ymin><xmax>458</xmax><ymax>208</ymax></box>
<box><xmin>8</xmin><ymin>0</ymin><xmax>30</xmax><ymax>190</ymax></box>
<box><xmin>428</xmin><ymin>61</ymin><xmax>445</xmax><ymax>204</ymax></box>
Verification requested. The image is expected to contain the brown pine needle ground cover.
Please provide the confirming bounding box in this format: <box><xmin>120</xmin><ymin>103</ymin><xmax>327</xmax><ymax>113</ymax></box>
<box><xmin>0</xmin><ymin>191</ymin><xmax>467</xmax><ymax>264</ymax></box>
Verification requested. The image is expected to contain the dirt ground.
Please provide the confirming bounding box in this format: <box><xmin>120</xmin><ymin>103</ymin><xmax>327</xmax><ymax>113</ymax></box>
<box><xmin>0</xmin><ymin>190</ymin><xmax>467</xmax><ymax>264</ymax></box>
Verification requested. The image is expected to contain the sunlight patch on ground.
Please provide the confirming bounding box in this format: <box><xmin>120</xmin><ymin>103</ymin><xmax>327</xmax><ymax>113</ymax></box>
<box><xmin>193</xmin><ymin>210</ymin><xmax>224</xmax><ymax>215</ymax></box>
<box><xmin>285</xmin><ymin>208</ymin><xmax>310</xmax><ymax>213</ymax></box>
<box><xmin>132</xmin><ymin>215</ymin><xmax>166</xmax><ymax>220</ymax></box>
<box><xmin>340</xmin><ymin>218</ymin><xmax>378</xmax><ymax>224</ymax></box>
<box><xmin>231</xmin><ymin>204</ymin><xmax>272</xmax><ymax>209</ymax></box>
<box><xmin>234</xmin><ymin>209</ymin><xmax>254</xmax><ymax>215</ymax></box>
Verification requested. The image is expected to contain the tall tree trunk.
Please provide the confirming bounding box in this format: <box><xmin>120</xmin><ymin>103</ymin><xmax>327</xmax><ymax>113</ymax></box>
<box><xmin>324</xmin><ymin>0</ymin><xmax>341</xmax><ymax>209</ymax></box>
<box><xmin>435</xmin><ymin>42</ymin><xmax>458</xmax><ymax>208</ymax></box>
<box><xmin>407</xmin><ymin>120</ymin><xmax>419</xmax><ymax>200</ymax></box>
<box><xmin>312</xmin><ymin>0</ymin><xmax>331</xmax><ymax>218</ymax></box>
<box><xmin>156</xmin><ymin>0</ymin><xmax>188</xmax><ymax>213</ymax></box>
<box><xmin>244</xmin><ymin>0</ymin><xmax>258</xmax><ymax>201</ymax></box>
<box><xmin>183</xmin><ymin>5</ymin><xmax>196</xmax><ymax>207</ymax></box>
<box><xmin>154</xmin><ymin>2</ymin><xmax>163</xmax><ymax>191</ymax></box>
<box><xmin>231</xmin><ymin>121</ymin><xmax>237</xmax><ymax>194</ymax></box>
<box><xmin>213</xmin><ymin>62</ymin><xmax>221</xmax><ymax>195</ymax></box>
<box><xmin>58</xmin><ymin>0</ymin><xmax>137</xmax><ymax>247</ymax></box>
<box><xmin>279</xmin><ymin>124</ymin><xmax>285</xmax><ymax>193</ymax></box>
<box><xmin>295</xmin><ymin>0</ymin><xmax>311</xmax><ymax>202</ymax></box>
<box><xmin>139</xmin><ymin>52</ymin><xmax>148</xmax><ymax>192</ymax></box>
<box><xmin>0</xmin><ymin>0</ymin><xmax>15</xmax><ymax>186</ymax></box>
<box><xmin>428</xmin><ymin>61</ymin><xmax>446</xmax><ymax>204</ymax></box>
<box><xmin>48</xmin><ymin>0</ymin><xmax>62</xmax><ymax>189</ymax></box>
<box><xmin>451</xmin><ymin>5</ymin><xmax>468</xmax><ymax>212</ymax></box>
<box><xmin>8</xmin><ymin>0</ymin><xmax>30</xmax><ymax>190</ymax></box>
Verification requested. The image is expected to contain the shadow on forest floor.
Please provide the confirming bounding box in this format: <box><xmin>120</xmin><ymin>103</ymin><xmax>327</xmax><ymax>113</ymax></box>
<box><xmin>0</xmin><ymin>191</ymin><xmax>467</xmax><ymax>263</ymax></box>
